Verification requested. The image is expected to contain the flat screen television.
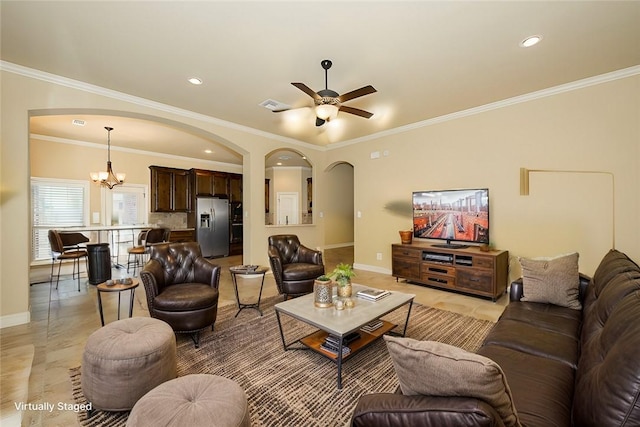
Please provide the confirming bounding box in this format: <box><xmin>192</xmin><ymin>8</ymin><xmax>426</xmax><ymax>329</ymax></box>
<box><xmin>412</xmin><ymin>188</ymin><xmax>489</xmax><ymax>249</ymax></box>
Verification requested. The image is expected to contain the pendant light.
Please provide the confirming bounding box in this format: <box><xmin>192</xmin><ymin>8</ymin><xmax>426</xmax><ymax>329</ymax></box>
<box><xmin>90</xmin><ymin>126</ymin><xmax>125</xmax><ymax>189</ymax></box>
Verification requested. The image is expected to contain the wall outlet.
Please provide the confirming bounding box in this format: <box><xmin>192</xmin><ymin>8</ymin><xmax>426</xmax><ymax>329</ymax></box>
<box><xmin>376</xmin><ymin>252</ymin><xmax>382</xmax><ymax>260</ymax></box>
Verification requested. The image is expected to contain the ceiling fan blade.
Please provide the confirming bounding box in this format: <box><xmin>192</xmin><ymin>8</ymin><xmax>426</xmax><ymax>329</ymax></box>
<box><xmin>337</xmin><ymin>85</ymin><xmax>377</xmax><ymax>103</ymax></box>
<box><xmin>315</xmin><ymin>117</ymin><xmax>326</xmax><ymax>127</ymax></box>
<box><xmin>339</xmin><ymin>105</ymin><xmax>374</xmax><ymax>119</ymax></box>
<box><xmin>292</xmin><ymin>82</ymin><xmax>321</xmax><ymax>100</ymax></box>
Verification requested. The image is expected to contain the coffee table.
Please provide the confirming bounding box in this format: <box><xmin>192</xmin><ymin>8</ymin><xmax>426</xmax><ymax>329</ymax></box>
<box><xmin>275</xmin><ymin>284</ymin><xmax>414</xmax><ymax>389</ymax></box>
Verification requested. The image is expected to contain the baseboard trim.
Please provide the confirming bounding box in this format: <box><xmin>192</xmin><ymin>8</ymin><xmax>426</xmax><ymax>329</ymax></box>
<box><xmin>353</xmin><ymin>263</ymin><xmax>392</xmax><ymax>275</ymax></box>
<box><xmin>322</xmin><ymin>242</ymin><xmax>354</xmax><ymax>250</ymax></box>
<box><xmin>0</xmin><ymin>310</ymin><xmax>31</xmax><ymax>329</ymax></box>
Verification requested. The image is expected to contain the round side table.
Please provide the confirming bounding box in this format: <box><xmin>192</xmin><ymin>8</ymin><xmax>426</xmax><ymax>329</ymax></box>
<box><xmin>229</xmin><ymin>266</ymin><xmax>269</xmax><ymax>317</ymax></box>
<box><xmin>96</xmin><ymin>279</ymin><xmax>139</xmax><ymax>326</ymax></box>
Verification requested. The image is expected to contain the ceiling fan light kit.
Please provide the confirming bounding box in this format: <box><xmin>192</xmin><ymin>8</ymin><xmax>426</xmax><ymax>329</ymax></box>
<box><xmin>275</xmin><ymin>59</ymin><xmax>376</xmax><ymax>126</ymax></box>
<box><xmin>315</xmin><ymin>100</ymin><xmax>340</xmax><ymax>120</ymax></box>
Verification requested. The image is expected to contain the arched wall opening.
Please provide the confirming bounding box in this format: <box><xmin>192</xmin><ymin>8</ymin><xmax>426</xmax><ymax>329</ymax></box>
<box><xmin>264</xmin><ymin>148</ymin><xmax>314</xmax><ymax>226</ymax></box>
<box><xmin>28</xmin><ymin>108</ymin><xmax>248</xmax><ymax>277</ymax></box>
<box><xmin>323</xmin><ymin>161</ymin><xmax>354</xmax><ymax>248</ymax></box>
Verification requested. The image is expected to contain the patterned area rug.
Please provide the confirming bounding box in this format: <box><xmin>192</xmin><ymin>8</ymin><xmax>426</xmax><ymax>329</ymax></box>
<box><xmin>70</xmin><ymin>296</ymin><xmax>495</xmax><ymax>427</ymax></box>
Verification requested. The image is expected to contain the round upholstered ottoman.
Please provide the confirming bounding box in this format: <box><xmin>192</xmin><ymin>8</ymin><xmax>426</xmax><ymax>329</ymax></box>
<box><xmin>82</xmin><ymin>317</ymin><xmax>177</xmax><ymax>411</ymax></box>
<box><xmin>126</xmin><ymin>374</ymin><xmax>250</xmax><ymax>427</ymax></box>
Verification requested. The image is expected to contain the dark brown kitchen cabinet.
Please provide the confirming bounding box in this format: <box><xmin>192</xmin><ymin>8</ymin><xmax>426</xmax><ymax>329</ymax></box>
<box><xmin>168</xmin><ymin>229</ymin><xmax>195</xmax><ymax>243</ymax></box>
<box><xmin>229</xmin><ymin>174</ymin><xmax>242</xmax><ymax>202</ymax></box>
<box><xmin>193</xmin><ymin>169</ymin><xmax>215</xmax><ymax>196</ymax></box>
<box><xmin>149</xmin><ymin>166</ymin><xmax>191</xmax><ymax>212</ymax></box>
<box><xmin>213</xmin><ymin>173</ymin><xmax>229</xmax><ymax>197</ymax></box>
<box><xmin>193</xmin><ymin>169</ymin><xmax>228</xmax><ymax>198</ymax></box>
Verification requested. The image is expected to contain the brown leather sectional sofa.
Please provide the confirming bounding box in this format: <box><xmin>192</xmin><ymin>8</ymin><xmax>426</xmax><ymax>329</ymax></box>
<box><xmin>352</xmin><ymin>249</ymin><xmax>640</xmax><ymax>426</ymax></box>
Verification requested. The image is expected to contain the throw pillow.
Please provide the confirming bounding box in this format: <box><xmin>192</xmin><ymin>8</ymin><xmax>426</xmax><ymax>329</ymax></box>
<box><xmin>519</xmin><ymin>252</ymin><xmax>581</xmax><ymax>310</ymax></box>
<box><xmin>384</xmin><ymin>336</ymin><xmax>521</xmax><ymax>427</ymax></box>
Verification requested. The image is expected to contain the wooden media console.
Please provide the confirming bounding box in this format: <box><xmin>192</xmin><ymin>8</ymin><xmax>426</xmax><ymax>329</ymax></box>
<box><xmin>392</xmin><ymin>242</ymin><xmax>509</xmax><ymax>301</ymax></box>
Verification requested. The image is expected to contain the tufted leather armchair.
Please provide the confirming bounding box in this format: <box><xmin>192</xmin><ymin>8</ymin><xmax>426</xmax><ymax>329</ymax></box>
<box><xmin>268</xmin><ymin>234</ymin><xmax>325</xmax><ymax>300</ymax></box>
<box><xmin>140</xmin><ymin>242</ymin><xmax>220</xmax><ymax>347</ymax></box>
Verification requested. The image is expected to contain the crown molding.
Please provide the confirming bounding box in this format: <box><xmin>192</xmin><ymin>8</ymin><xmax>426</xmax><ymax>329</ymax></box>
<box><xmin>328</xmin><ymin>65</ymin><xmax>640</xmax><ymax>150</ymax></box>
<box><xmin>1</xmin><ymin>60</ymin><xmax>322</xmax><ymax>152</ymax></box>
<box><xmin>30</xmin><ymin>133</ymin><xmax>243</xmax><ymax>173</ymax></box>
<box><xmin>4</xmin><ymin>61</ymin><xmax>638</xmax><ymax>152</ymax></box>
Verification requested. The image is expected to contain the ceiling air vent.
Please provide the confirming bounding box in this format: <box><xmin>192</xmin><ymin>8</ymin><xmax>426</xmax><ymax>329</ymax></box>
<box><xmin>72</xmin><ymin>119</ymin><xmax>86</xmax><ymax>126</ymax></box>
<box><xmin>259</xmin><ymin>99</ymin><xmax>289</xmax><ymax>111</ymax></box>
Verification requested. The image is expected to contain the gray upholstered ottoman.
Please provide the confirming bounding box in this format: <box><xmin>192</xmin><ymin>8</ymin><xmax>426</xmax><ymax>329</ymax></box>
<box><xmin>82</xmin><ymin>317</ymin><xmax>177</xmax><ymax>411</ymax></box>
<box><xmin>126</xmin><ymin>374</ymin><xmax>251</xmax><ymax>427</ymax></box>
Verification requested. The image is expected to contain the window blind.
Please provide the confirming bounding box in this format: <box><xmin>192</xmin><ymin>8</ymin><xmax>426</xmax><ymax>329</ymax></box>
<box><xmin>31</xmin><ymin>178</ymin><xmax>88</xmax><ymax>261</ymax></box>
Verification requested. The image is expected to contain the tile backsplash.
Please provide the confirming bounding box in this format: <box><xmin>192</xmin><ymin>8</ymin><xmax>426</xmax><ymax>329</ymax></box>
<box><xmin>148</xmin><ymin>212</ymin><xmax>188</xmax><ymax>229</ymax></box>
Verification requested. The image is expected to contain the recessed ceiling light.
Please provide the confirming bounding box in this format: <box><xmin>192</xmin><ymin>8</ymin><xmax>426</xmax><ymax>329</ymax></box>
<box><xmin>204</xmin><ymin>149</ymin><xmax>212</xmax><ymax>154</ymax></box>
<box><xmin>520</xmin><ymin>35</ymin><xmax>542</xmax><ymax>48</ymax></box>
<box><xmin>188</xmin><ymin>77</ymin><xmax>203</xmax><ymax>85</ymax></box>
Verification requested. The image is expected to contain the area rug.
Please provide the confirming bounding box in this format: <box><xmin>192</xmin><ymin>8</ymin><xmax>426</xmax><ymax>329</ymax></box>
<box><xmin>70</xmin><ymin>296</ymin><xmax>495</xmax><ymax>427</ymax></box>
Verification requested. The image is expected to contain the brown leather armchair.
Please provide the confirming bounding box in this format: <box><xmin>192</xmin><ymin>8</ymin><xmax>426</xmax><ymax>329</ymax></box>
<box><xmin>140</xmin><ymin>242</ymin><xmax>220</xmax><ymax>348</ymax></box>
<box><xmin>268</xmin><ymin>234</ymin><xmax>324</xmax><ymax>300</ymax></box>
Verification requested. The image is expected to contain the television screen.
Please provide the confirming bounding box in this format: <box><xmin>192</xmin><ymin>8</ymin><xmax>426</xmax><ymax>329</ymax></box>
<box><xmin>412</xmin><ymin>188</ymin><xmax>489</xmax><ymax>248</ymax></box>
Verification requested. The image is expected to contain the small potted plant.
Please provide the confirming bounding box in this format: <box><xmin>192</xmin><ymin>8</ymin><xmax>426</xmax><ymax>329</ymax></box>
<box><xmin>314</xmin><ymin>275</ymin><xmax>333</xmax><ymax>308</ymax></box>
<box><xmin>331</xmin><ymin>263</ymin><xmax>356</xmax><ymax>298</ymax></box>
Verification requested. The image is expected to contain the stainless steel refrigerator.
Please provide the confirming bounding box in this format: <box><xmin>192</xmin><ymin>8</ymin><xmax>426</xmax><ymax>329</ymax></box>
<box><xmin>196</xmin><ymin>197</ymin><xmax>229</xmax><ymax>257</ymax></box>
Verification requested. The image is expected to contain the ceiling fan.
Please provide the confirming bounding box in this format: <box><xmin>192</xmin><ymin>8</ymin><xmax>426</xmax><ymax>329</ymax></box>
<box><xmin>274</xmin><ymin>59</ymin><xmax>377</xmax><ymax>126</ymax></box>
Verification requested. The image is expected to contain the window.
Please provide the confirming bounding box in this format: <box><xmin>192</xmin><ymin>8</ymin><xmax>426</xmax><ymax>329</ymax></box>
<box><xmin>31</xmin><ymin>178</ymin><xmax>89</xmax><ymax>262</ymax></box>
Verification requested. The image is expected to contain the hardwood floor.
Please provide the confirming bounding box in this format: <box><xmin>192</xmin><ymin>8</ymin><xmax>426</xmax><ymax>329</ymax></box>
<box><xmin>1</xmin><ymin>246</ymin><xmax>508</xmax><ymax>426</ymax></box>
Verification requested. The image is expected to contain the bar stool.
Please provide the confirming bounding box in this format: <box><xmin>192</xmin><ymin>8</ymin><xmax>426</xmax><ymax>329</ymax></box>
<box><xmin>126</xmin><ymin>228</ymin><xmax>169</xmax><ymax>275</ymax></box>
<box><xmin>48</xmin><ymin>230</ymin><xmax>88</xmax><ymax>292</ymax></box>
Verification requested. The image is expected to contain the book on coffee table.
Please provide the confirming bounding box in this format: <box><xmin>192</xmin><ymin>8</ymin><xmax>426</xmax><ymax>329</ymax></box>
<box><xmin>360</xmin><ymin>319</ymin><xmax>384</xmax><ymax>333</ymax></box>
<box><xmin>320</xmin><ymin>343</ymin><xmax>351</xmax><ymax>356</ymax></box>
<box><xmin>325</xmin><ymin>332</ymin><xmax>360</xmax><ymax>346</ymax></box>
<box><xmin>357</xmin><ymin>289</ymin><xmax>391</xmax><ymax>301</ymax></box>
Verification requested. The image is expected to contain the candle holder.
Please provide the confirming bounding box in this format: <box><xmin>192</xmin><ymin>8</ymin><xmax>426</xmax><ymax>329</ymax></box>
<box><xmin>314</xmin><ymin>276</ymin><xmax>333</xmax><ymax>308</ymax></box>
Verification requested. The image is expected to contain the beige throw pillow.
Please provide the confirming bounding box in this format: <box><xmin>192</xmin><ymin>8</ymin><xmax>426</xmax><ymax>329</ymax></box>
<box><xmin>519</xmin><ymin>252</ymin><xmax>581</xmax><ymax>310</ymax></box>
<box><xmin>384</xmin><ymin>336</ymin><xmax>521</xmax><ymax>427</ymax></box>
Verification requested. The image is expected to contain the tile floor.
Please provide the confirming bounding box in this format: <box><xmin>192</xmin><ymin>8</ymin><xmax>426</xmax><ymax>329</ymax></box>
<box><xmin>1</xmin><ymin>246</ymin><xmax>509</xmax><ymax>426</ymax></box>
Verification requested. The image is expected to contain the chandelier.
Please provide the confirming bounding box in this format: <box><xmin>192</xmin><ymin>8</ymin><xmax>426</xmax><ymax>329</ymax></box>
<box><xmin>90</xmin><ymin>126</ymin><xmax>125</xmax><ymax>189</ymax></box>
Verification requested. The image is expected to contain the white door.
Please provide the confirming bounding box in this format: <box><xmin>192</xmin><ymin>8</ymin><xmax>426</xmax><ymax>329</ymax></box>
<box><xmin>105</xmin><ymin>185</ymin><xmax>147</xmax><ymax>226</ymax></box>
<box><xmin>103</xmin><ymin>184</ymin><xmax>148</xmax><ymax>263</ymax></box>
<box><xmin>277</xmin><ymin>192</ymin><xmax>299</xmax><ymax>225</ymax></box>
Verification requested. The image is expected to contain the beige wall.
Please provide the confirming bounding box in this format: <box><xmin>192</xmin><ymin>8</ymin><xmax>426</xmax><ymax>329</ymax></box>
<box><xmin>2</xmin><ymin>68</ymin><xmax>639</xmax><ymax>326</ymax></box>
<box><xmin>327</xmin><ymin>75</ymin><xmax>640</xmax><ymax>281</ymax></box>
